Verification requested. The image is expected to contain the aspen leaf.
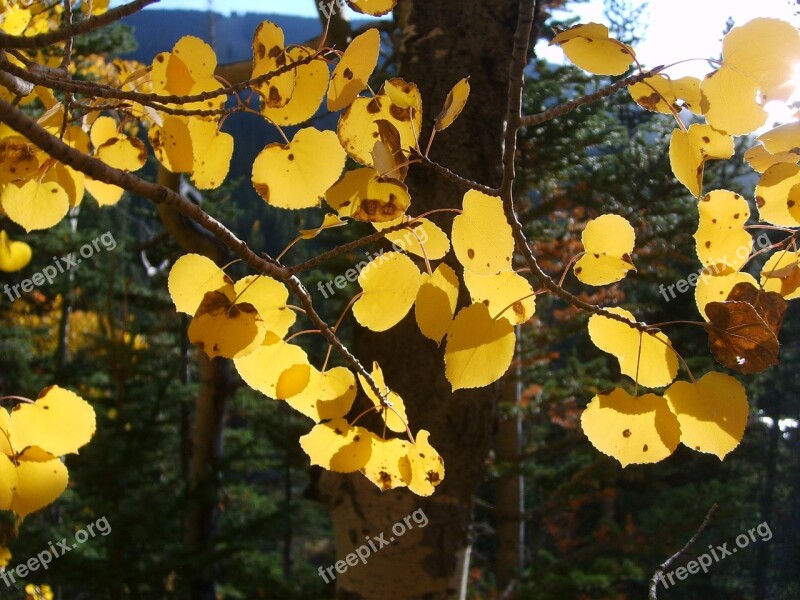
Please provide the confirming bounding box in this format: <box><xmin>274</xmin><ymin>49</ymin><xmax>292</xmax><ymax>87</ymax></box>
<box><xmin>407</xmin><ymin>430</ymin><xmax>445</xmax><ymax>496</ymax></box>
<box><xmin>725</xmin><ymin>282</ymin><xmax>787</xmax><ymax>338</ymax></box>
<box><xmin>188</xmin><ymin>291</ymin><xmax>267</xmax><ymax>359</ymax></box>
<box><xmin>186</xmin><ymin>119</ymin><xmax>234</xmax><ymax>190</ymax></box>
<box><xmin>588</xmin><ymin>307</ymin><xmax>678</xmax><ymax>388</ymax></box>
<box><xmin>444</xmin><ymin>302</ymin><xmax>516</xmax><ymax>391</ymax></box>
<box><xmin>435</xmin><ymin>77</ymin><xmax>470</xmax><ymax>131</ymax></box>
<box><xmin>700</xmin><ymin>18</ymin><xmax>800</xmax><ymax>135</ymax></box>
<box><xmin>1</xmin><ymin>180</ymin><xmax>69</xmax><ymax>232</ymax></box>
<box><xmin>287</xmin><ymin>367</ymin><xmax>357</xmax><ymax>422</ymax></box>
<box><xmin>149</xmin><ymin>117</ymin><xmax>193</xmax><ymax>173</ymax></box>
<box><xmin>549</xmin><ymin>23</ymin><xmax>636</xmax><ymax>76</ymax></box>
<box><xmin>251</xmin><ymin>21</ymin><xmax>295</xmax><ymax>108</ymax></box>
<box><xmin>299</xmin><ymin>418</ymin><xmax>372</xmax><ymax>473</ymax></box>
<box><xmin>452</xmin><ymin>190</ymin><xmax>514</xmax><ymax>275</ymax></box>
<box><xmin>325</xmin><ymin>167</ymin><xmax>411</xmax><ymax>223</ymax></box>
<box><xmin>85</xmin><ymin>178</ymin><xmax>125</xmax><ymax>207</ymax></box>
<box><xmin>756</xmin><ymin>163</ymin><xmax>800</xmax><ymax>226</ymax></box>
<box><xmin>628</xmin><ymin>75</ymin><xmax>702</xmax><ymax>115</ymax></box>
<box><xmin>353</xmin><ymin>252</ymin><xmax>421</xmax><ymax>331</ymax></box>
<box><xmin>664</xmin><ymin>372</ymin><xmax>748</xmax><ymax>459</ymax></box>
<box><xmin>573</xmin><ymin>214</ymin><xmax>636</xmax><ymax>285</ymax></box>
<box><xmin>373</xmin><ymin>216</ymin><xmax>449</xmax><ymax>259</ymax></box>
<box><xmin>95</xmin><ymin>137</ymin><xmax>147</xmax><ymax>172</ymax></box>
<box><xmin>252</xmin><ymin>128</ymin><xmax>346</xmax><ymax>210</ymax></box>
<box><xmin>463</xmin><ymin>270</ymin><xmax>535</xmax><ymax>325</ymax></box>
<box><xmin>761</xmin><ymin>250</ymin><xmax>800</xmax><ymax>300</ymax></box>
<box><xmin>11</xmin><ymin>386</ymin><xmax>96</xmax><ymax>458</ymax></box>
<box><xmin>0</xmin><ymin>137</ymin><xmax>39</xmax><ymax>184</ymax></box>
<box><xmin>361</xmin><ymin>435</ymin><xmax>412</xmax><ymax>491</ymax></box>
<box><xmin>371</xmin><ymin>119</ymin><xmax>408</xmax><ymax>181</ymax></box>
<box><xmin>705</xmin><ymin>301</ymin><xmax>779</xmax><ymax>374</ymax></box>
<box><xmin>234</xmin><ymin>337</ymin><xmax>311</xmax><ymax>399</ymax></box>
<box><xmin>328</xmin><ymin>28</ymin><xmax>381</xmax><ymax>112</ymax></box>
<box><xmin>234</xmin><ymin>275</ymin><xmax>296</xmax><ymax>339</ymax></box>
<box><xmin>357</xmin><ymin>362</ymin><xmax>408</xmax><ymax>433</ymax></box>
<box><xmin>670</xmin><ymin>124</ymin><xmax>734</xmax><ymax>198</ymax></box>
<box><xmin>89</xmin><ymin>116</ymin><xmax>118</xmax><ymax>148</ymax></box>
<box><xmin>694</xmin><ymin>190</ymin><xmax>752</xmax><ymax>272</ymax></box>
<box><xmin>0</xmin><ymin>230</ymin><xmax>32</xmax><ymax>272</ymax></box>
<box><xmin>384</xmin><ymin>78</ymin><xmax>422</xmax><ymax>111</ymax></box>
<box><xmin>0</xmin><ymin>7</ymin><xmax>31</xmax><ymax>35</ymax></box>
<box><xmin>695</xmin><ymin>270</ymin><xmax>758</xmax><ymax>321</ymax></box>
<box><xmin>337</xmin><ymin>83</ymin><xmax>422</xmax><ymax>167</ymax></box>
<box><xmin>346</xmin><ymin>0</ymin><xmax>396</xmax><ymax>17</ymax></box>
<box><xmin>581</xmin><ymin>388</ymin><xmax>681</xmax><ymax>467</ymax></box>
<box><xmin>744</xmin><ymin>144</ymin><xmax>798</xmax><ymax>173</ymax></box>
<box><xmin>415</xmin><ymin>263</ymin><xmax>459</xmax><ymax>344</ymax></box>
<box><xmin>42</xmin><ymin>162</ymin><xmax>84</xmax><ymax>208</ymax></box>
<box><xmin>8</xmin><ymin>460</ymin><xmax>69</xmax><ymax>519</ymax></box>
<box><xmin>168</xmin><ymin>253</ymin><xmax>232</xmax><ymax>316</ymax></box>
<box><xmin>275</xmin><ymin>364</ymin><xmax>312</xmax><ymax>401</ymax></box>
<box><xmin>299</xmin><ymin>213</ymin><xmax>346</xmax><ymax>239</ymax></box>
<box><xmin>261</xmin><ymin>47</ymin><xmax>329</xmax><ymax>126</ymax></box>
<box><xmin>758</xmin><ymin>121</ymin><xmax>800</xmax><ymax>156</ymax></box>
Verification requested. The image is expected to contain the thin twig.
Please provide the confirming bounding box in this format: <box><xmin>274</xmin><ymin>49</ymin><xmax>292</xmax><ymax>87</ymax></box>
<box><xmin>649</xmin><ymin>503</ymin><xmax>718</xmax><ymax>600</ymax></box>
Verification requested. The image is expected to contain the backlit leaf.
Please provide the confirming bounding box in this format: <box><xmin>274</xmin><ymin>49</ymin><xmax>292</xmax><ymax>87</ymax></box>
<box><xmin>550</xmin><ymin>23</ymin><xmax>636</xmax><ymax>76</ymax></box>
<box><xmin>463</xmin><ymin>269</ymin><xmax>535</xmax><ymax>325</ymax></box>
<box><xmin>444</xmin><ymin>302</ymin><xmax>516</xmax><ymax>391</ymax></box>
<box><xmin>435</xmin><ymin>77</ymin><xmax>470</xmax><ymax>131</ymax></box>
<box><xmin>0</xmin><ymin>230</ymin><xmax>31</xmax><ymax>272</ymax></box>
<box><xmin>328</xmin><ymin>28</ymin><xmax>381</xmax><ymax>112</ymax></box>
<box><xmin>705</xmin><ymin>301</ymin><xmax>779</xmax><ymax>374</ymax></box>
<box><xmin>1</xmin><ymin>180</ymin><xmax>69</xmax><ymax>232</ymax></box>
<box><xmin>415</xmin><ymin>263</ymin><xmax>459</xmax><ymax>344</ymax></box>
<box><xmin>188</xmin><ymin>291</ymin><xmax>267</xmax><ymax>359</ymax></box>
<box><xmin>299</xmin><ymin>418</ymin><xmax>371</xmax><ymax>473</ymax></box>
<box><xmin>573</xmin><ymin>214</ymin><xmax>636</xmax><ymax>285</ymax></box>
<box><xmin>407</xmin><ymin>430</ymin><xmax>445</xmax><ymax>496</ymax></box>
<box><xmin>695</xmin><ymin>270</ymin><xmax>758</xmax><ymax>321</ymax></box>
<box><xmin>353</xmin><ymin>252</ymin><xmax>421</xmax><ymax>332</ymax></box>
<box><xmin>628</xmin><ymin>75</ymin><xmax>702</xmax><ymax>115</ymax></box>
<box><xmin>664</xmin><ymin>372</ymin><xmax>748</xmax><ymax>459</ymax></box>
<box><xmin>234</xmin><ymin>336</ymin><xmax>310</xmax><ymax>399</ymax></box>
<box><xmin>233</xmin><ymin>275</ymin><xmax>296</xmax><ymax>339</ymax></box>
<box><xmin>287</xmin><ymin>367</ymin><xmax>357</xmax><ymax>422</ymax></box>
<box><xmin>168</xmin><ymin>253</ymin><xmax>231</xmax><ymax>315</ymax></box>
<box><xmin>761</xmin><ymin>250</ymin><xmax>800</xmax><ymax>300</ymax></box>
<box><xmin>581</xmin><ymin>388</ymin><xmax>681</xmax><ymax>467</ymax></box>
<box><xmin>452</xmin><ymin>190</ymin><xmax>514</xmax><ymax>275</ymax></box>
<box><xmin>325</xmin><ymin>167</ymin><xmax>410</xmax><ymax>222</ymax></box>
<box><xmin>694</xmin><ymin>189</ymin><xmax>752</xmax><ymax>271</ymax></box>
<box><xmin>361</xmin><ymin>435</ymin><xmax>412</xmax><ymax>491</ymax></box>
<box><xmin>357</xmin><ymin>362</ymin><xmax>408</xmax><ymax>433</ymax></box>
<box><xmin>670</xmin><ymin>124</ymin><xmax>734</xmax><ymax>198</ymax></box>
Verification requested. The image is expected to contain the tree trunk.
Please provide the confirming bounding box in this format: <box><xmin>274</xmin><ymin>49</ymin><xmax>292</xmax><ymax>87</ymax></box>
<box><xmin>319</xmin><ymin>2</ymin><xmax>519</xmax><ymax>598</ymax></box>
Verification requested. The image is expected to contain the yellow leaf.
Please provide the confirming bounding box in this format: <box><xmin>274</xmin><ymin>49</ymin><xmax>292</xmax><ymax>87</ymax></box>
<box><xmin>261</xmin><ymin>47</ymin><xmax>329</xmax><ymax>126</ymax></box>
<box><xmin>435</xmin><ymin>77</ymin><xmax>471</xmax><ymax>131</ymax></box>
<box><xmin>451</xmin><ymin>190</ymin><xmax>514</xmax><ymax>275</ymax></box>
<box><xmin>415</xmin><ymin>263</ymin><xmax>459</xmax><ymax>344</ymax></box>
<box><xmin>744</xmin><ymin>144</ymin><xmax>798</xmax><ymax>173</ymax></box>
<box><xmin>384</xmin><ymin>79</ymin><xmax>422</xmax><ymax>111</ymax></box>
<box><xmin>694</xmin><ymin>190</ymin><xmax>752</xmax><ymax>272</ymax></box>
<box><xmin>463</xmin><ymin>269</ymin><xmax>535</xmax><ymax>325</ymax></box>
<box><xmin>328</xmin><ymin>28</ymin><xmax>381</xmax><ymax>112</ymax></box>
<box><xmin>42</xmin><ymin>162</ymin><xmax>84</xmax><ymax>208</ymax></box>
<box><xmin>695</xmin><ymin>270</ymin><xmax>758</xmax><ymax>320</ymax></box>
<box><xmin>760</xmin><ymin>250</ymin><xmax>800</xmax><ymax>300</ymax></box>
<box><xmin>234</xmin><ymin>275</ymin><xmax>296</xmax><ymax>338</ymax></box>
<box><xmin>549</xmin><ymin>23</ymin><xmax>636</xmax><ymax>76</ymax></box>
<box><xmin>407</xmin><ymin>430</ymin><xmax>445</xmax><ymax>496</ymax></box>
<box><xmin>85</xmin><ymin>178</ymin><xmax>125</xmax><ymax>207</ymax></box>
<box><xmin>168</xmin><ymin>253</ymin><xmax>231</xmax><ymax>315</ymax></box>
<box><xmin>149</xmin><ymin>116</ymin><xmax>193</xmax><ymax>173</ymax></box>
<box><xmin>756</xmin><ymin>163</ymin><xmax>800</xmax><ymax>227</ymax></box>
<box><xmin>669</xmin><ymin>124</ymin><xmax>734</xmax><ymax>198</ymax></box>
<box><xmin>299</xmin><ymin>418</ymin><xmax>372</xmax><ymax>473</ymax></box>
<box><xmin>96</xmin><ymin>137</ymin><xmax>147</xmax><ymax>172</ymax></box>
<box><xmin>701</xmin><ymin>18</ymin><xmax>800</xmax><ymax>135</ymax></box>
<box><xmin>188</xmin><ymin>291</ymin><xmax>267</xmax><ymax>359</ymax></box>
<box><xmin>627</xmin><ymin>75</ymin><xmax>702</xmax><ymax>115</ymax></box>
<box><xmin>573</xmin><ymin>214</ymin><xmax>636</xmax><ymax>285</ymax></box>
<box><xmin>325</xmin><ymin>167</ymin><xmax>411</xmax><ymax>222</ymax></box>
<box><xmin>9</xmin><ymin>459</ymin><xmax>69</xmax><ymax>519</ymax></box>
<box><xmin>1</xmin><ymin>180</ymin><xmax>69</xmax><ymax>232</ymax></box>
<box><xmin>444</xmin><ymin>302</ymin><xmax>516</xmax><ymax>391</ymax></box>
<box><xmin>337</xmin><ymin>82</ymin><xmax>422</xmax><ymax>167</ymax></box>
<box><xmin>11</xmin><ymin>386</ymin><xmax>95</xmax><ymax>457</ymax></box>
<box><xmin>89</xmin><ymin>115</ymin><xmax>118</xmax><ymax>148</ymax></box>
<box><xmin>587</xmin><ymin>307</ymin><xmax>678</xmax><ymax>388</ymax></box>
<box><xmin>0</xmin><ymin>137</ymin><xmax>39</xmax><ymax>184</ymax></box>
<box><xmin>353</xmin><ymin>252</ymin><xmax>421</xmax><ymax>331</ymax></box>
<box><xmin>758</xmin><ymin>121</ymin><xmax>800</xmax><ymax>156</ymax></box>
<box><xmin>346</xmin><ymin>0</ymin><xmax>396</xmax><ymax>17</ymax></box>
<box><xmin>251</xmin><ymin>21</ymin><xmax>295</xmax><ymax>108</ymax></box>
<box><xmin>234</xmin><ymin>337</ymin><xmax>311</xmax><ymax>399</ymax></box>
<box><xmin>0</xmin><ymin>7</ymin><xmax>31</xmax><ymax>35</ymax></box>
<box><xmin>0</xmin><ymin>230</ymin><xmax>32</xmax><ymax>272</ymax></box>
<box><xmin>373</xmin><ymin>216</ymin><xmax>450</xmax><ymax>260</ymax></box>
<box><xmin>581</xmin><ymin>388</ymin><xmax>681</xmax><ymax>466</ymax></box>
<box><xmin>186</xmin><ymin>119</ymin><xmax>234</xmax><ymax>190</ymax></box>
<box><xmin>664</xmin><ymin>372</ymin><xmax>748</xmax><ymax>459</ymax></box>
<box><xmin>299</xmin><ymin>213</ymin><xmax>346</xmax><ymax>239</ymax></box>
<box><xmin>252</xmin><ymin>128</ymin><xmax>346</xmax><ymax>209</ymax></box>
<box><xmin>286</xmin><ymin>367</ymin><xmax>357</xmax><ymax>422</ymax></box>
<box><xmin>357</xmin><ymin>362</ymin><xmax>408</xmax><ymax>433</ymax></box>
<box><xmin>361</xmin><ymin>435</ymin><xmax>412</xmax><ymax>491</ymax></box>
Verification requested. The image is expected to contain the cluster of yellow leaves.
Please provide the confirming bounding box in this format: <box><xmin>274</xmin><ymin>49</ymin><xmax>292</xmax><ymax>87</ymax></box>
<box><xmin>1</xmin><ymin>386</ymin><xmax>96</xmax><ymax>519</ymax></box>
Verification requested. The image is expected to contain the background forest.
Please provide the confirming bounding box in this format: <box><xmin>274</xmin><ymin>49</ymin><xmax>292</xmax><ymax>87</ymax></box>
<box><xmin>0</xmin><ymin>1</ymin><xmax>798</xmax><ymax>599</ymax></box>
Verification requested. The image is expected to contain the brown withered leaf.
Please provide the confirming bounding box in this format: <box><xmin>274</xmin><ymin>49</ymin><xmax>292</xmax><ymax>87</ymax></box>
<box><xmin>705</xmin><ymin>301</ymin><xmax>779</xmax><ymax>374</ymax></box>
<box><xmin>725</xmin><ymin>281</ymin><xmax>787</xmax><ymax>336</ymax></box>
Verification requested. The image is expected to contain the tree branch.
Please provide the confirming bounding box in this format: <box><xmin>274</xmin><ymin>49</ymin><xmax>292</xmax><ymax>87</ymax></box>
<box><xmin>649</xmin><ymin>503</ymin><xmax>718</xmax><ymax>599</ymax></box>
<box><xmin>0</xmin><ymin>0</ymin><xmax>160</xmax><ymax>50</ymax></box>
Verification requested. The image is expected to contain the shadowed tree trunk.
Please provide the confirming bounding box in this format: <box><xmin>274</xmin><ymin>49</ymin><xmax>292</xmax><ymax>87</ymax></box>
<box><xmin>317</xmin><ymin>2</ymin><xmax>522</xmax><ymax>598</ymax></box>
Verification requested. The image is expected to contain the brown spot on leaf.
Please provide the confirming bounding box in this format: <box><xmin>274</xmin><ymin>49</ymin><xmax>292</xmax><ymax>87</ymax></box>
<box><xmin>343</xmin><ymin>67</ymin><xmax>354</xmax><ymax>80</ymax></box>
<box><xmin>467</xmin><ymin>249</ymin><xmax>475</xmax><ymax>259</ymax></box>
<box><xmin>366</xmin><ymin>98</ymin><xmax>382</xmax><ymax>114</ymax></box>
<box><xmin>642</xmin><ymin>444</ymin><xmax>648</xmax><ymax>452</ymax></box>
<box><xmin>622</xmin><ymin>429</ymin><xmax>631</xmax><ymax>438</ymax></box>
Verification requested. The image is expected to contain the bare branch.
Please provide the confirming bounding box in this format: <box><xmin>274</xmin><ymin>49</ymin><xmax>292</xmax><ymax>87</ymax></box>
<box><xmin>649</xmin><ymin>503</ymin><xmax>719</xmax><ymax>600</ymax></box>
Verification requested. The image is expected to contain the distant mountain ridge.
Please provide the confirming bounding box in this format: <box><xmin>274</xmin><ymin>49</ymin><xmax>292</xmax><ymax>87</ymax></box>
<box><xmin>119</xmin><ymin>10</ymin><xmax>324</xmax><ymax>64</ymax></box>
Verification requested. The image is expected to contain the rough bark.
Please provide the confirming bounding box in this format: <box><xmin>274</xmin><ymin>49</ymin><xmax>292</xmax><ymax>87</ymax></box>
<box><xmin>318</xmin><ymin>2</ymin><xmax>519</xmax><ymax>599</ymax></box>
